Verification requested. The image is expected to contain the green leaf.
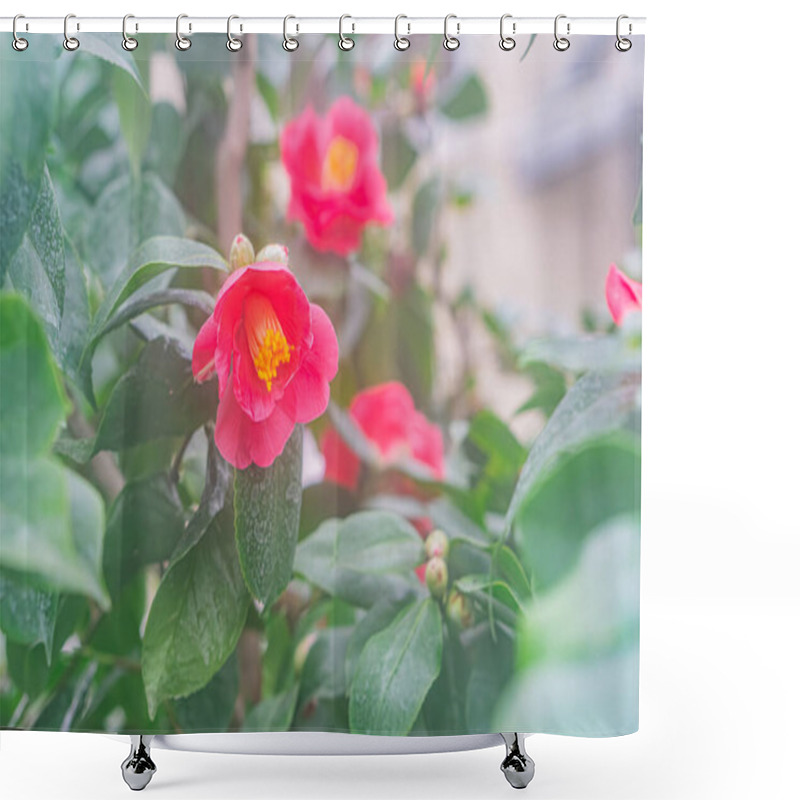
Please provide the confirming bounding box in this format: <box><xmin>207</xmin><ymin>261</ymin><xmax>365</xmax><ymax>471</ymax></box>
<box><xmin>454</xmin><ymin>574</ymin><xmax>524</xmax><ymax>614</ymax></box>
<box><xmin>0</xmin><ymin>458</ymin><xmax>109</xmax><ymax>609</ymax></box>
<box><xmin>345</xmin><ymin>599</ymin><xmax>407</xmax><ymax>689</ymax></box>
<box><xmin>395</xmin><ymin>283</ymin><xmax>434</xmax><ymax>406</ymax></box>
<box><xmin>0</xmin><ymin>293</ymin><xmax>68</xmax><ymax>458</ymax></box>
<box><xmin>516</xmin><ymin>361</ymin><xmax>567</xmax><ymax>417</ymax></box>
<box><xmin>97</xmin><ymin>288</ymin><xmax>215</xmax><ymax>343</ymax></box>
<box><xmin>514</xmin><ymin>435</ymin><xmax>641</xmax><ymax>591</ymax></box>
<box><xmin>465</xmin><ymin>626</ymin><xmax>513</xmax><ymax>732</ymax></box>
<box><xmin>495</xmin><ymin>519</ymin><xmax>640</xmax><ymax>736</ymax></box>
<box><xmin>295</xmin><ymin>511</ymin><xmax>425</xmax><ymax>609</ymax></box>
<box><xmin>519</xmin><ymin>333</ymin><xmax>642</xmax><ymax>374</ymax></box>
<box><xmin>381</xmin><ymin>125</ymin><xmax>418</xmax><ymax>191</ymax></box>
<box><xmin>242</xmin><ymin>685</ymin><xmax>299</xmax><ymax>732</ymax></box>
<box><xmin>142</xmin><ymin>510</ymin><xmax>250</xmax><ymax>718</ymax></box>
<box><xmin>170</xmin><ymin>437</ymin><xmax>233</xmax><ymax>564</ymax></box>
<box><xmin>299</xmin><ymin>627</ymin><xmax>351</xmax><ymax>705</ymax></box>
<box><xmin>516</xmin><ymin>516</ymin><xmax>640</xmax><ymax>669</ymax></box>
<box><xmin>112</xmin><ymin>70</ymin><xmax>152</xmax><ymax>176</ymax></box>
<box><xmin>439</xmin><ymin>74</ymin><xmax>489</xmax><ymax>120</ymax></box>
<box><xmin>506</xmin><ymin>370</ymin><xmax>641</xmax><ymax>528</ymax></box>
<box><xmin>83</xmin><ymin>175</ymin><xmax>186</xmax><ymax>287</ymax></box>
<box><xmin>174</xmin><ymin>654</ymin><xmax>239</xmax><ymax>732</ymax></box>
<box><xmin>349</xmin><ymin>598</ymin><xmax>443</xmax><ymax>735</ymax></box>
<box><xmin>6</xmin><ymin>167</ymin><xmax>66</xmax><ymax>321</ymax></box>
<box><xmin>102</xmin><ymin>473</ymin><xmax>187</xmax><ymax>601</ymax></box>
<box><xmin>411</xmin><ymin>178</ymin><xmax>440</xmax><ymax>256</ymax></box>
<box><xmin>234</xmin><ymin>425</ymin><xmax>304</xmax><ymax>608</ymax></box>
<box><xmin>0</xmin><ymin>568</ymin><xmax>58</xmax><ymax>662</ymax></box>
<box><xmin>0</xmin><ymin>50</ymin><xmax>57</xmax><ymax>278</ymax></box>
<box><xmin>92</xmin><ymin>337</ymin><xmax>218</xmax><ymax>453</ymax></box>
<box><xmin>84</xmin><ymin>236</ymin><xmax>227</xmax><ymax>363</ymax></box>
<box><xmin>78</xmin><ymin>33</ymin><xmax>146</xmax><ymax>92</ymax></box>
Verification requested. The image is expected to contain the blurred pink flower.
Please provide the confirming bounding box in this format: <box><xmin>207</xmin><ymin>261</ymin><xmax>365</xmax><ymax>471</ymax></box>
<box><xmin>605</xmin><ymin>263</ymin><xmax>642</xmax><ymax>325</ymax></box>
<box><xmin>193</xmin><ymin>261</ymin><xmax>339</xmax><ymax>469</ymax></box>
<box><xmin>321</xmin><ymin>381</ymin><xmax>444</xmax><ymax>492</ymax></box>
<box><xmin>280</xmin><ymin>97</ymin><xmax>393</xmax><ymax>256</ymax></box>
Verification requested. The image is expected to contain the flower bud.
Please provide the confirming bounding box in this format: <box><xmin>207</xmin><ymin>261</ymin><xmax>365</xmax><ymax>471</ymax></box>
<box><xmin>446</xmin><ymin>590</ymin><xmax>474</xmax><ymax>629</ymax></box>
<box><xmin>425</xmin><ymin>556</ymin><xmax>448</xmax><ymax>598</ymax></box>
<box><xmin>424</xmin><ymin>529</ymin><xmax>449</xmax><ymax>560</ymax></box>
<box><xmin>293</xmin><ymin>631</ymin><xmax>317</xmax><ymax>674</ymax></box>
<box><xmin>229</xmin><ymin>233</ymin><xmax>256</xmax><ymax>271</ymax></box>
<box><xmin>255</xmin><ymin>243</ymin><xmax>290</xmax><ymax>266</ymax></box>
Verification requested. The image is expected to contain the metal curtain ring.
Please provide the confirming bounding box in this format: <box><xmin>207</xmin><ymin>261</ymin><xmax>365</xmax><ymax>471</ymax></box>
<box><xmin>615</xmin><ymin>14</ymin><xmax>632</xmax><ymax>51</ymax></box>
<box><xmin>499</xmin><ymin>14</ymin><xmax>516</xmax><ymax>51</ymax></box>
<box><xmin>122</xmin><ymin>14</ymin><xmax>138</xmax><ymax>51</ymax></box>
<box><xmin>283</xmin><ymin>15</ymin><xmax>299</xmax><ymax>51</ymax></box>
<box><xmin>394</xmin><ymin>14</ymin><xmax>410</xmax><ymax>51</ymax></box>
<box><xmin>12</xmin><ymin>14</ymin><xmax>28</xmax><ymax>51</ymax></box>
<box><xmin>175</xmin><ymin>14</ymin><xmax>192</xmax><ymax>51</ymax></box>
<box><xmin>63</xmin><ymin>13</ymin><xmax>80</xmax><ymax>51</ymax></box>
<box><xmin>553</xmin><ymin>14</ymin><xmax>570</xmax><ymax>51</ymax></box>
<box><xmin>443</xmin><ymin>14</ymin><xmax>460</xmax><ymax>51</ymax></box>
<box><xmin>339</xmin><ymin>14</ymin><xmax>355</xmax><ymax>51</ymax></box>
<box><xmin>227</xmin><ymin>15</ymin><xmax>243</xmax><ymax>51</ymax></box>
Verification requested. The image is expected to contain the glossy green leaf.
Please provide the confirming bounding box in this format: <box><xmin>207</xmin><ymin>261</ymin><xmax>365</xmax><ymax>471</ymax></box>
<box><xmin>506</xmin><ymin>370</ymin><xmax>641</xmax><ymax>528</ymax></box>
<box><xmin>234</xmin><ymin>425</ymin><xmax>304</xmax><ymax>608</ymax></box>
<box><xmin>84</xmin><ymin>236</ymin><xmax>227</xmax><ymax>364</ymax></box>
<box><xmin>142</xmin><ymin>511</ymin><xmax>250</xmax><ymax>718</ymax></box>
<box><xmin>243</xmin><ymin>685</ymin><xmax>299</xmax><ymax>732</ymax></box>
<box><xmin>519</xmin><ymin>333</ymin><xmax>642</xmax><ymax>374</ymax></box>
<box><xmin>440</xmin><ymin>74</ymin><xmax>489</xmax><ymax>120</ymax></box>
<box><xmin>0</xmin><ymin>50</ymin><xmax>56</xmax><ymax>278</ymax></box>
<box><xmin>112</xmin><ymin>70</ymin><xmax>152</xmax><ymax>175</ymax></box>
<box><xmin>6</xmin><ymin>167</ymin><xmax>66</xmax><ymax>322</ymax></box>
<box><xmin>0</xmin><ymin>568</ymin><xmax>58</xmax><ymax>662</ymax></box>
<box><xmin>170</xmin><ymin>438</ymin><xmax>233</xmax><ymax>564</ymax></box>
<box><xmin>0</xmin><ymin>293</ymin><xmax>68</xmax><ymax>458</ymax></box>
<box><xmin>92</xmin><ymin>337</ymin><xmax>218</xmax><ymax>453</ymax></box>
<box><xmin>78</xmin><ymin>33</ymin><xmax>145</xmax><ymax>92</ymax></box>
<box><xmin>345</xmin><ymin>599</ymin><xmax>407</xmax><ymax>689</ymax></box>
<box><xmin>295</xmin><ymin>511</ymin><xmax>424</xmax><ymax>609</ymax></box>
<box><xmin>174</xmin><ymin>654</ymin><xmax>239</xmax><ymax>732</ymax></box>
<box><xmin>102</xmin><ymin>472</ymin><xmax>187</xmax><ymax>600</ymax></box>
<box><xmin>496</xmin><ymin>519</ymin><xmax>640</xmax><ymax>735</ymax></box>
<box><xmin>0</xmin><ymin>459</ymin><xmax>109</xmax><ymax>609</ymax></box>
<box><xmin>83</xmin><ymin>175</ymin><xmax>187</xmax><ymax>287</ymax></box>
<box><xmin>515</xmin><ymin>435</ymin><xmax>641</xmax><ymax>590</ymax></box>
<box><xmin>349</xmin><ymin>598</ymin><xmax>443</xmax><ymax>735</ymax></box>
<box><xmin>299</xmin><ymin>627</ymin><xmax>351</xmax><ymax>706</ymax></box>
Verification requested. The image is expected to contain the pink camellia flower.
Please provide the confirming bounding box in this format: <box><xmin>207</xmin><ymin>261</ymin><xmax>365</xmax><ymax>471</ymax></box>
<box><xmin>605</xmin><ymin>263</ymin><xmax>643</xmax><ymax>325</ymax></box>
<box><xmin>280</xmin><ymin>97</ymin><xmax>393</xmax><ymax>256</ymax></box>
<box><xmin>193</xmin><ymin>261</ymin><xmax>339</xmax><ymax>470</ymax></box>
<box><xmin>321</xmin><ymin>381</ymin><xmax>444</xmax><ymax>492</ymax></box>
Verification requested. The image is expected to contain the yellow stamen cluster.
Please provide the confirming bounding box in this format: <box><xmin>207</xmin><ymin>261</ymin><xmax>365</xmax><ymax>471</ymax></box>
<box><xmin>321</xmin><ymin>136</ymin><xmax>359</xmax><ymax>192</ymax></box>
<box><xmin>244</xmin><ymin>294</ymin><xmax>294</xmax><ymax>392</ymax></box>
<box><xmin>251</xmin><ymin>328</ymin><xmax>293</xmax><ymax>391</ymax></box>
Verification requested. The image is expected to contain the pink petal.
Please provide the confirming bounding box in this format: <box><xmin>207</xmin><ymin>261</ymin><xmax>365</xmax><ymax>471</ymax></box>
<box><xmin>605</xmin><ymin>264</ymin><xmax>643</xmax><ymax>325</ymax></box>
<box><xmin>192</xmin><ymin>315</ymin><xmax>218</xmax><ymax>382</ymax></box>
<box><xmin>215</xmin><ymin>380</ymin><xmax>297</xmax><ymax>470</ymax></box>
<box><xmin>321</xmin><ymin>427</ymin><xmax>360</xmax><ymax>491</ymax></box>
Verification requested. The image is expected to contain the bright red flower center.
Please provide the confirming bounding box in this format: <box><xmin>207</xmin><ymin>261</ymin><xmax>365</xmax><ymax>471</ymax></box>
<box><xmin>243</xmin><ymin>292</ymin><xmax>293</xmax><ymax>391</ymax></box>
<box><xmin>321</xmin><ymin>136</ymin><xmax>359</xmax><ymax>193</ymax></box>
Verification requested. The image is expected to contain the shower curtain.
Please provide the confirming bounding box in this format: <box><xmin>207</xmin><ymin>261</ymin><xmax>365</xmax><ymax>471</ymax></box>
<box><xmin>0</xmin><ymin>29</ymin><xmax>643</xmax><ymax>739</ymax></box>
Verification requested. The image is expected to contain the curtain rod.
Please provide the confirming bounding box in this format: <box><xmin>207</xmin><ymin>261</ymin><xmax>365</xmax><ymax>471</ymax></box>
<box><xmin>0</xmin><ymin>16</ymin><xmax>646</xmax><ymax>37</ymax></box>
